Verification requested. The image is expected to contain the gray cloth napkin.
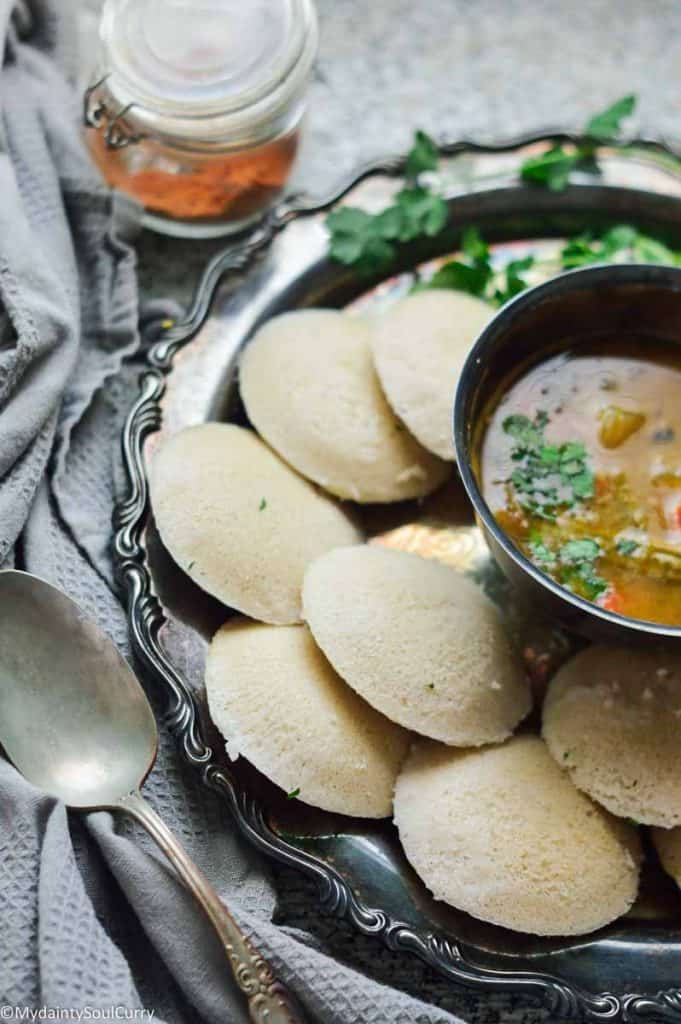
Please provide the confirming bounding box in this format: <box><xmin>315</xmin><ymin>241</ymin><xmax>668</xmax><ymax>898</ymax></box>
<box><xmin>0</xmin><ymin>4</ymin><xmax>473</xmax><ymax>1022</ymax></box>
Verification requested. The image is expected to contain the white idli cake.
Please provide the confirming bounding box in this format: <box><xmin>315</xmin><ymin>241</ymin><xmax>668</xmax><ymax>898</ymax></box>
<box><xmin>205</xmin><ymin>621</ymin><xmax>410</xmax><ymax>817</ymax></box>
<box><xmin>149</xmin><ymin>422</ymin><xmax>361</xmax><ymax>625</ymax></box>
<box><xmin>370</xmin><ymin>290</ymin><xmax>491</xmax><ymax>460</ymax></box>
<box><xmin>239</xmin><ymin>309</ymin><xmax>449</xmax><ymax>502</ymax></box>
<box><xmin>394</xmin><ymin>735</ymin><xmax>641</xmax><ymax>936</ymax></box>
<box><xmin>542</xmin><ymin>646</ymin><xmax>681</xmax><ymax>827</ymax></box>
<box><xmin>652</xmin><ymin>828</ymin><xmax>681</xmax><ymax>888</ymax></box>
<box><xmin>302</xmin><ymin>545</ymin><xmax>531</xmax><ymax>745</ymax></box>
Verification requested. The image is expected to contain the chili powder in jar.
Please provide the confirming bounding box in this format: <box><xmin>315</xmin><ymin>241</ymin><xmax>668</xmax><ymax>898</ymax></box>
<box><xmin>84</xmin><ymin>0</ymin><xmax>318</xmax><ymax>238</ymax></box>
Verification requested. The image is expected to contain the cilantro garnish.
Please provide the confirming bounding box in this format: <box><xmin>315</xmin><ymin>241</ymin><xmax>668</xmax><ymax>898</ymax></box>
<box><xmin>521</xmin><ymin>95</ymin><xmax>636</xmax><ymax>192</ymax></box>
<box><xmin>528</xmin><ymin>536</ymin><xmax>557</xmax><ymax>568</ymax></box>
<box><xmin>259</xmin><ymin>497</ymin><xmax>267</xmax><ymax>511</ymax></box>
<box><xmin>527</xmin><ymin>532</ymin><xmax>607</xmax><ymax>601</ymax></box>
<box><xmin>405</xmin><ymin>129</ymin><xmax>439</xmax><ymax>180</ymax></box>
<box><xmin>493</xmin><ymin>256</ymin><xmax>535</xmax><ymax>305</ymax></box>
<box><xmin>521</xmin><ymin>145</ymin><xmax>580</xmax><ymax>192</ymax></box>
<box><xmin>416</xmin><ymin>227</ymin><xmax>493</xmax><ymax>298</ymax></box>
<box><xmin>559</xmin><ymin>538</ymin><xmax>608</xmax><ymax>599</ymax></box>
<box><xmin>561</xmin><ymin>223</ymin><xmax>681</xmax><ymax>269</ymax></box>
<box><xmin>502</xmin><ymin>412</ymin><xmax>594</xmax><ymax>519</ymax></box>
<box><xmin>559</xmin><ymin>538</ymin><xmax>601</xmax><ymax>563</ymax></box>
<box><xmin>286</xmin><ymin>787</ymin><xmax>301</xmax><ymax>800</ymax></box>
<box><xmin>326</xmin><ymin>131</ymin><xmax>447</xmax><ymax>277</ymax></box>
<box><xmin>585</xmin><ymin>94</ymin><xmax>636</xmax><ymax>140</ymax></box>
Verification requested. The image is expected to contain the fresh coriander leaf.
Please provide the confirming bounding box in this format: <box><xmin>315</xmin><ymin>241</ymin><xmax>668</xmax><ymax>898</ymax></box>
<box><xmin>631</xmin><ymin>233</ymin><xmax>678</xmax><ymax>264</ymax></box>
<box><xmin>561</xmin><ymin>234</ymin><xmax>598</xmax><ymax>268</ymax></box>
<box><xmin>286</xmin><ymin>787</ymin><xmax>301</xmax><ymax>800</ymax></box>
<box><xmin>616</xmin><ymin>538</ymin><xmax>639</xmax><ymax>556</ymax></box>
<box><xmin>502</xmin><ymin>413</ymin><xmax>546</xmax><ymax>450</ymax></box>
<box><xmin>461</xmin><ymin>226</ymin><xmax>490</xmax><ymax>265</ymax></box>
<box><xmin>559</xmin><ymin>538</ymin><xmax>601</xmax><ymax>564</ymax></box>
<box><xmin>372</xmin><ymin>205</ymin><xmax>404</xmax><ymax>240</ymax></box>
<box><xmin>259</xmin><ymin>498</ymin><xmax>267</xmax><ymax>511</ymax></box>
<box><xmin>187</xmin><ymin>560</ymin><xmax>195</xmax><ymax>571</ymax></box>
<box><xmin>494</xmin><ymin>256</ymin><xmax>535</xmax><ymax>305</ymax></box>
<box><xmin>424</xmin><ymin>259</ymin><xmax>490</xmax><ymax>296</ymax></box>
<box><xmin>560</xmin><ymin>441</ymin><xmax>587</xmax><ymax>462</ymax></box>
<box><xmin>529</xmin><ymin>538</ymin><xmax>558</xmax><ymax>568</ymax></box>
<box><xmin>600</xmin><ymin>224</ymin><xmax>638</xmax><ymax>256</ymax></box>
<box><xmin>573</xmin><ymin>562</ymin><xmax>609</xmax><ymax>600</ymax></box>
<box><xmin>585</xmin><ymin>94</ymin><xmax>636</xmax><ymax>140</ymax></box>
<box><xmin>394</xmin><ymin>186</ymin><xmax>448</xmax><ymax>239</ymax></box>
<box><xmin>405</xmin><ymin>130</ymin><xmax>439</xmax><ymax>180</ymax></box>
<box><xmin>521</xmin><ymin>146</ymin><xmax>579</xmax><ymax>191</ymax></box>
<box><xmin>419</xmin><ymin>225</ymin><xmax>493</xmax><ymax>298</ymax></box>
<box><xmin>539</xmin><ymin>444</ymin><xmax>560</xmax><ymax>465</ymax></box>
<box><xmin>570</xmin><ymin>469</ymin><xmax>595</xmax><ymax>499</ymax></box>
<box><xmin>326</xmin><ymin>206</ymin><xmax>397</xmax><ymax>275</ymax></box>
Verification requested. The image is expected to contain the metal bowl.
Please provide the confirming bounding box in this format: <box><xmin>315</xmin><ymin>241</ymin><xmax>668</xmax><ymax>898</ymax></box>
<box><xmin>454</xmin><ymin>262</ymin><xmax>681</xmax><ymax>642</ymax></box>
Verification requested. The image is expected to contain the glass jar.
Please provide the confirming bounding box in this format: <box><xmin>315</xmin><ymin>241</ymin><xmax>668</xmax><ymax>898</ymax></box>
<box><xmin>84</xmin><ymin>0</ymin><xmax>318</xmax><ymax>238</ymax></box>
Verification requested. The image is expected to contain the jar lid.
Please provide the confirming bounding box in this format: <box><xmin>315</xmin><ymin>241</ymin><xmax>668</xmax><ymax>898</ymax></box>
<box><xmin>98</xmin><ymin>0</ymin><xmax>318</xmax><ymax>144</ymax></box>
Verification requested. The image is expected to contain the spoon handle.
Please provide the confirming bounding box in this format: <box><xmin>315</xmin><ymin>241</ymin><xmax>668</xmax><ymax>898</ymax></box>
<box><xmin>118</xmin><ymin>790</ymin><xmax>305</xmax><ymax>1024</ymax></box>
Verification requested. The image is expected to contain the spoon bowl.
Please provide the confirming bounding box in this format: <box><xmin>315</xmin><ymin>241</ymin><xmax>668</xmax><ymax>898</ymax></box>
<box><xmin>0</xmin><ymin>570</ymin><xmax>303</xmax><ymax>1023</ymax></box>
<box><xmin>0</xmin><ymin>570</ymin><xmax>157</xmax><ymax>806</ymax></box>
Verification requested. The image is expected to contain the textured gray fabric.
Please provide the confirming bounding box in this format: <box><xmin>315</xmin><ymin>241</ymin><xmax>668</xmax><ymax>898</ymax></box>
<box><xmin>0</xmin><ymin>4</ymin><xmax>471</xmax><ymax>1022</ymax></box>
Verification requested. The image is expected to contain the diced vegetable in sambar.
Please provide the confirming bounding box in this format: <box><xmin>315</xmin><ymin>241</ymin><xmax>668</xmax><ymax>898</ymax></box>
<box><xmin>598</xmin><ymin>405</ymin><xmax>646</xmax><ymax>449</ymax></box>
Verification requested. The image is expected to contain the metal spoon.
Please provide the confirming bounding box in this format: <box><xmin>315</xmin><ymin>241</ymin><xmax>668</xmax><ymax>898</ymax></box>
<box><xmin>0</xmin><ymin>570</ymin><xmax>303</xmax><ymax>1024</ymax></box>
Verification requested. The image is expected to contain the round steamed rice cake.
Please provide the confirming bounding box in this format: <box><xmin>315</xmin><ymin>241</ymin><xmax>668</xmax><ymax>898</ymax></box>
<box><xmin>543</xmin><ymin>645</ymin><xmax>681</xmax><ymax>827</ymax></box>
<box><xmin>393</xmin><ymin>735</ymin><xmax>641</xmax><ymax>936</ymax></box>
<box><xmin>149</xmin><ymin>422</ymin><xmax>361</xmax><ymax>625</ymax></box>
<box><xmin>371</xmin><ymin>289</ymin><xmax>491</xmax><ymax>460</ymax></box>
<box><xmin>205</xmin><ymin>620</ymin><xmax>410</xmax><ymax>816</ymax></box>
<box><xmin>302</xmin><ymin>545</ymin><xmax>531</xmax><ymax>745</ymax></box>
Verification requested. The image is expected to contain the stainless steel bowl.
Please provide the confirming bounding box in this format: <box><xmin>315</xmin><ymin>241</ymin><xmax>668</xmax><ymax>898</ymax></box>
<box><xmin>454</xmin><ymin>262</ymin><xmax>681</xmax><ymax>642</ymax></box>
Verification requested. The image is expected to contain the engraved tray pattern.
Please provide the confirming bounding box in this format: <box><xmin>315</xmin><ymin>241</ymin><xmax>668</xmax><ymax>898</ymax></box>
<box><xmin>114</xmin><ymin>134</ymin><xmax>681</xmax><ymax>1022</ymax></box>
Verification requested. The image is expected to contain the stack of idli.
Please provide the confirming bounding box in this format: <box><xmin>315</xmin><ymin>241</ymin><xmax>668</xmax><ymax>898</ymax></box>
<box><xmin>148</xmin><ymin>290</ymin><xmax>676</xmax><ymax>938</ymax></box>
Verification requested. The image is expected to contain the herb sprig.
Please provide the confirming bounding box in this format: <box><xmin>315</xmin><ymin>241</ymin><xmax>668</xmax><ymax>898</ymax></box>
<box><xmin>520</xmin><ymin>95</ymin><xmax>636</xmax><ymax>191</ymax></box>
<box><xmin>503</xmin><ymin>411</ymin><xmax>594</xmax><ymax>521</ymax></box>
<box><xmin>561</xmin><ymin>223</ymin><xmax>681</xmax><ymax>269</ymax></box>
<box><xmin>326</xmin><ymin>130</ymin><xmax>447</xmax><ymax>276</ymax></box>
<box><xmin>529</xmin><ymin>531</ymin><xmax>608</xmax><ymax>600</ymax></box>
<box><xmin>414</xmin><ymin>229</ymin><xmax>536</xmax><ymax>305</ymax></box>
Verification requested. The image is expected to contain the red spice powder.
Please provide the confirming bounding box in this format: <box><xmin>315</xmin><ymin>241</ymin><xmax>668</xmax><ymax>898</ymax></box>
<box><xmin>89</xmin><ymin>130</ymin><xmax>299</xmax><ymax>222</ymax></box>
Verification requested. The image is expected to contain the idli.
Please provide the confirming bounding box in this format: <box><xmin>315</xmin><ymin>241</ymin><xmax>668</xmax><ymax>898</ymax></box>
<box><xmin>370</xmin><ymin>290</ymin><xmax>491</xmax><ymax>460</ymax></box>
<box><xmin>394</xmin><ymin>735</ymin><xmax>641</xmax><ymax>936</ymax></box>
<box><xmin>205</xmin><ymin>621</ymin><xmax>410</xmax><ymax>817</ymax></box>
<box><xmin>302</xmin><ymin>545</ymin><xmax>531</xmax><ymax>745</ymax></box>
<box><xmin>652</xmin><ymin>828</ymin><xmax>681</xmax><ymax>888</ymax></box>
<box><xmin>543</xmin><ymin>646</ymin><xmax>681</xmax><ymax>827</ymax></box>
<box><xmin>149</xmin><ymin>423</ymin><xmax>361</xmax><ymax>625</ymax></box>
<box><xmin>239</xmin><ymin>309</ymin><xmax>449</xmax><ymax>502</ymax></box>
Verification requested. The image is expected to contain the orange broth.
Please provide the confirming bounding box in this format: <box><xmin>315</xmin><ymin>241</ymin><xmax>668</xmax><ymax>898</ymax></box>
<box><xmin>480</xmin><ymin>334</ymin><xmax>681</xmax><ymax>626</ymax></box>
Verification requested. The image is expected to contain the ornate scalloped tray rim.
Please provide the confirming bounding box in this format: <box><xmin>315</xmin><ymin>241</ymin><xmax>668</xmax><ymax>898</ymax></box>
<box><xmin>114</xmin><ymin>131</ymin><xmax>681</xmax><ymax>1023</ymax></box>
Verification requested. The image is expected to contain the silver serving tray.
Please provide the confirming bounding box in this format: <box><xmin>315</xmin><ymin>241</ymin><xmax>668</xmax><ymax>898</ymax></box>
<box><xmin>114</xmin><ymin>134</ymin><xmax>681</xmax><ymax>1022</ymax></box>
